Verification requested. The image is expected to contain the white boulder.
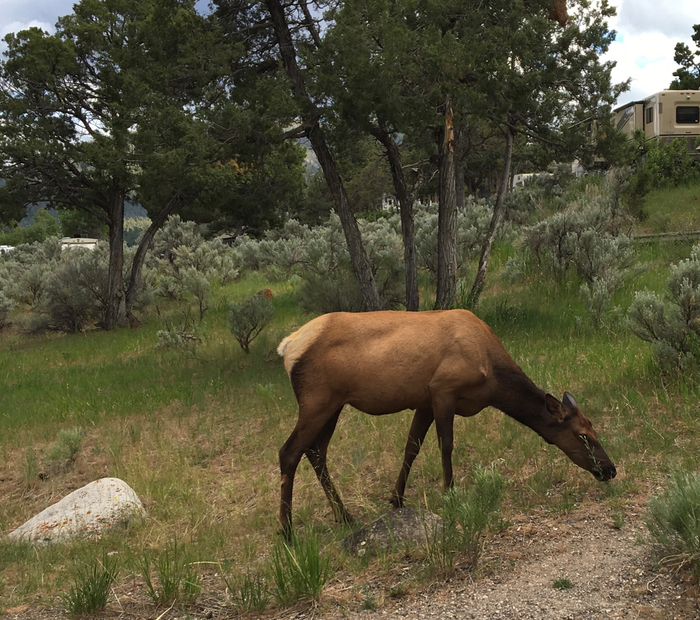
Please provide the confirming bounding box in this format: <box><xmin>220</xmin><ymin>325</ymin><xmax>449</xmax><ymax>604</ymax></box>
<box><xmin>7</xmin><ymin>477</ymin><xmax>146</xmax><ymax>545</ymax></box>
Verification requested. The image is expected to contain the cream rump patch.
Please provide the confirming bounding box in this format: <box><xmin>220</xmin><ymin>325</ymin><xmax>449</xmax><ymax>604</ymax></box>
<box><xmin>277</xmin><ymin>315</ymin><xmax>329</xmax><ymax>375</ymax></box>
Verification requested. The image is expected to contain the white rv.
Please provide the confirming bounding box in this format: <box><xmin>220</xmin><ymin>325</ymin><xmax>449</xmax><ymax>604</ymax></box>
<box><xmin>614</xmin><ymin>90</ymin><xmax>700</xmax><ymax>155</ymax></box>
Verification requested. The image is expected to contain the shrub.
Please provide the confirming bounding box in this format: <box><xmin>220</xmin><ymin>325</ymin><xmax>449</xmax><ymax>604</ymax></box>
<box><xmin>49</xmin><ymin>428</ymin><xmax>85</xmax><ymax>464</ymax></box>
<box><xmin>646</xmin><ymin>471</ymin><xmax>700</xmax><ymax>573</ymax></box>
<box><xmin>414</xmin><ymin>198</ymin><xmax>494</xmax><ymax>284</ymax></box>
<box><xmin>628</xmin><ymin>243</ymin><xmax>700</xmax><ymax>372</ymax></box>
<box><xmin>644</xmin><ymin>139</ymin><xmax>700</xmax><ymax>189</ymax></box>
<box><xmin>0</xmin><ymin>291</ymin><xmax>12</xmax><ymax>329</ymax></box>
<box><xmin>232</xmin><ymin>200</ymin><xmax>500</xmax><ymax>313</ymax></box>
<box><xmin>229</xmin><ymin>294</ymin><xmax>274</xmax><ymax>353</ymax></box>
<box><xmin>42</xmin><ymin>255</ymin><xmax>102</xmax><ymax>332</ymax></box>
<box><xmin>0</xmin><ymin>260</ymin><xmax>56</xmax><ymax>308</ymax></box>
<box><xmin>521</xmin><ymin>170</ymin><xmax>641</xmax><ymax>323</ymax></box>
<box><xmin>150</xmin><ymin>216</ymin><xmax>237</xmax><ymax>319</ymax></box>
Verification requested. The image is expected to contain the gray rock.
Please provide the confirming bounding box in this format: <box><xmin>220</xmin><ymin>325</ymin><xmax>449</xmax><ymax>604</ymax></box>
<box><xmin>7</xmin><ymin>477</ymin><xmax>146</xmax><ymax>545</ymax></box>
<box><xmin>342</xmin><ymin>506</ymin><xmax>444</xmax><ymax>555</ymax></box>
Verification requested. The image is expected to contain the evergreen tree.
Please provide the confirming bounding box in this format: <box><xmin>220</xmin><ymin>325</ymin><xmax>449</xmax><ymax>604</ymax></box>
<box><xmin>670</xmin><ymin>25</ymin><xmax>700</xmax><ymax>90</ymax></box>
<box><xmin>0</xmin><ymin>0</ymin><xmax>238</xmax><ymax>327</ymax></box>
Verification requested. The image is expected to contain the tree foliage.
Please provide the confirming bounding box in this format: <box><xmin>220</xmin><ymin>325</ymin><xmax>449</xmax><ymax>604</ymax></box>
<box><xmin>0</xmin><ymin>0</ymin><xmax>285</xmax><ymax>328</ymax></box>
<box><xmin>670</xmin><ymin>24</ymin><xmax>700</xmax><ymax>90</ymax></box>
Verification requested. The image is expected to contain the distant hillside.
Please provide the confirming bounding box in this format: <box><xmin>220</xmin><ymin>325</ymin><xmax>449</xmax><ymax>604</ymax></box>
<box><xmin>18</xmin><ymin>201</ymin><xmax>148</xmax><ymax>227</ymax></box>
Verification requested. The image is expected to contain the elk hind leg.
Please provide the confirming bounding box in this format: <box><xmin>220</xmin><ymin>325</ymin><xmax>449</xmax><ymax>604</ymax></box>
<box><xmin>390</xmin><ymin>408</ymin><xmax>434</xmax><ymax>508</ymax></box>
<box><xmin>304</xmin><ymin>407</ymin><xmax>352</xmax><ymax>524</ymax></box>
<box><xmin>279</xmin><ymin>404</ymin><xmax>339</xmax><ymax>538</ymax></box>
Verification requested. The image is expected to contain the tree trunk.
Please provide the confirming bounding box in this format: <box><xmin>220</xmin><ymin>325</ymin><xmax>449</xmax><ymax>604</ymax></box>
<box><xmin>455</xmin><ymin>152</ymin><xmax>465</xmax><ymax>211</ymax></box>
<box><xmin>105</xmin><ymin>190</ymin><xmax>127</xmax><ymax>330</ymax></box>
<box><xmin>454</xmin><ymin>126</ymin><xmax>465</xmax><ymax>211</ymax></box>
<box><xmin>369</xmin><ymin>125</ymin><xmax>419</xmax><ymax>311</ymax></box>
<box><xmin>468</xmin><ymin>123</ymin><xmax>515</xmax><ymax>308</ymax></box>
<box><xmin>265</xmin><ymin>0</ymin><xmax>381</xmax><ymax>311</ymax></box>
<box><xmin>124</xmin><ymin>193</ymin><xmax>181</xmax><ymax>322</ymax></box>
<box><xmin>435</xmin><ymin>95</ymin><xmax>458</xmax><ymax>310</ymax></box>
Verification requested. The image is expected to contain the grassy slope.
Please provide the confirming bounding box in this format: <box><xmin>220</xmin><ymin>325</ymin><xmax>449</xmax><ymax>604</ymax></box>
<box><xmin>2</xmin><ymin>183</ymin><xmax>700</xmax><ymax>611</ymax></box>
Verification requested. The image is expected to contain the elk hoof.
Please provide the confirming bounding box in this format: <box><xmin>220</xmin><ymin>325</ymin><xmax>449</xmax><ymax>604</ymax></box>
<box><xmin>389</xmin><ymin>494</ymin><xmax>404</xmax><ymax>509</ymax></box>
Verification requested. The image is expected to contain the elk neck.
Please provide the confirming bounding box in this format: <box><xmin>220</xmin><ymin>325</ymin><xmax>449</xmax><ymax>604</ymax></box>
<box><xmin>489</xmin><ymin>365</ymin><xmax>560</xmax><ymax>444</ymax></box>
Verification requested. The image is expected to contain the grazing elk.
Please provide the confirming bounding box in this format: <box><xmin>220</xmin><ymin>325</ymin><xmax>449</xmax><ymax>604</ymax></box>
<box><xmin>277</xmin><ymin>310</ymin><xmax>616</xmax><ymax>537</ymax></box>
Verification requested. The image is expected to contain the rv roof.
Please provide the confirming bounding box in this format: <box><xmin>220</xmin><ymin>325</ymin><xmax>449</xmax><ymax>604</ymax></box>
<box><xmin>614</xmin><ymin>90</ymin><xmax>700</xmax><ymax>113</ymax></box>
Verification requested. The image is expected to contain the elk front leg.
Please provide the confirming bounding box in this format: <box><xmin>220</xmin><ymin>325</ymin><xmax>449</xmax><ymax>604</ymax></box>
<box><xmin>432</xmin><ymin>399</ymin><xmax>456</xmax><ymax>493</ymax></box>
<box><xmin>390</xmin><ymin>408</ymin><xmax>434</xmax><ymax>507</ymax></box>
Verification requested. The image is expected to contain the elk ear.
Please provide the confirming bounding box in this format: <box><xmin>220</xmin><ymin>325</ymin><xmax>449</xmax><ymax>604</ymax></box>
<box><xmin>545</xmin><ymin>393</ymin><xmax>567</xmax><ymax>422</ymax></box>
<box><xmin>562</xmin><ymin>392</ymin><xmax>578</xmax><ymax>410</ymax></box>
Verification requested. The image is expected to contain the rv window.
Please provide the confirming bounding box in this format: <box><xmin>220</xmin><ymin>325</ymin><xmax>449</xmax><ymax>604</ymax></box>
<box><xmin>676</xmin><ymin>106</ymin><xmax>700</xmax><ymax>124</ymax></box>
<box><xmin>646</xmin><ymin>107</ymin><xmax>654</xmax><ymax>124</ymax></box>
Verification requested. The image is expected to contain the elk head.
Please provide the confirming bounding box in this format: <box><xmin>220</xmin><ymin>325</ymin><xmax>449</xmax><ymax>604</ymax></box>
<box><xmin>545</xmin><ymin>392</ymin><xmax>616</xmax><ymax>481</ymax></box>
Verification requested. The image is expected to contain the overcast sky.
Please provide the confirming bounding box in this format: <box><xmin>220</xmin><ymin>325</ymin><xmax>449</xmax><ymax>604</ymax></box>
<box><xmin>0</xmin><ymin>0</ymin><xmax>698</xmax><ymax>107</ymax></box>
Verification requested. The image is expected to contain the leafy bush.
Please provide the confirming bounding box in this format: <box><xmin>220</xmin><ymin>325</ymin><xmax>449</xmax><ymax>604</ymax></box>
<box><xmin>229</xmin><ymin>294</ymin><xmax>274</xmax><ymax>353</ymax></box>
<box><xmin>644</xmin><ymin>139</ymin><xmax>700</xmax><ymax>189</ymax></box>
<box><xmin>414</xmin><ymin>198</ymin><xmax>494</xmax><ymax>283</ymax></box>
<box><xmin>646</xmin><ymin>471</ymin><xmax>700</xmax><ymax>573</ymax></box>
<box><xmin>42</xmin><ymin>253</ymin><xmax>103</xmax><ymax>332</ymax></box>
<box><xmin>0</xmin><ymin>291</ymin><xmax>12</xmax><ymax>329</ymax></box>
<box><xmin>150</xmin><ymin>215</ymin><xmax>237</xmax><ymax>321</ymax></box>
<box><xmin>521</xmin><ymin>170</ymin><xmax>641</xmax><ymax>323</ymax></box>
<box><xmin>232</xmin><ymin>200</ymin><xmax>499</xmax><ymax>313</ymax></box>
<box><xmin>628</xmin><ymin>243</ymin><xmax>700</xmax><ymax>372</ymax></box>
<box><xmin>0</xmin><ymin>238</ymin><xmax>61</xmax><ymax>308</ymax></box>
<box><xmin>49</xmin><ymin>427</ymin><xmax>85</xmax><ymax>464</ymax></box>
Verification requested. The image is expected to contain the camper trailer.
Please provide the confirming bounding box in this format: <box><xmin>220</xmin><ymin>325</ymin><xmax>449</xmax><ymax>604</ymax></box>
<box><xmin>614</xmin><ymin>90</ymin><xmax>700</xmax><ymax>156</ymax></box>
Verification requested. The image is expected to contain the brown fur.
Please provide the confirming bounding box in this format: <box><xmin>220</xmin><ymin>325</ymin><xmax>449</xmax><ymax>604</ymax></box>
<box><xmin>277</xmin><ymin>310</ymin><xmax>615</xmax><ymax>536</ymax></box>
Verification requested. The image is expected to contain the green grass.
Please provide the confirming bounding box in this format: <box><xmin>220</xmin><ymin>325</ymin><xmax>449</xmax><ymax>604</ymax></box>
<box><xmin>637</xmin><ymin>184</ymin><xmax>700</xmax><ymax>233</ymax></box>
<box><xmin>553</xmin><ymin>577</ymin><xmax>574</xmax><ymax>590</ymax></box>
<box><xmin>61</xmin><ymin>551</ymin><xmax>119</xmax><ymax>615</ymax></box>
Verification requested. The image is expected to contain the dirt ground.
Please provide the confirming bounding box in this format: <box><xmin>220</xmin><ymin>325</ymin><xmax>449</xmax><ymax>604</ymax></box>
<box><xmin>4</xmin><ymin>497</ymin><xmax>700</xmax><ymax>620</ymax></box>
<box><xmin>312</xmin><ymin>501</ymin><xmax>700</xmax><ymax>620</ymax></box>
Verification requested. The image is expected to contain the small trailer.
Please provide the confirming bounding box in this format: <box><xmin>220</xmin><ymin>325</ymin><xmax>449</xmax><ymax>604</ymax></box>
<box><xmin>614</xmin><ymin>90</ymin><xmax>700</xmax><ymax>156</ymax></box>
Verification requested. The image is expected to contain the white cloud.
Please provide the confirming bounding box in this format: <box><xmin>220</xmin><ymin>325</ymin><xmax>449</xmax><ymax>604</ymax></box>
<box><xmin>1</xmin><ymin>20</ymin><xmax>54</xmax><ymax>41</ymax></box>
<box><xmin>604</xmin><ymin>0</ymin><xmax>699</xmax><ymax>105</ymax></box>
<box><xmin>616</xmin><ymin>0</ymin><xmax>698</xmax><ymax>38</ymax></box>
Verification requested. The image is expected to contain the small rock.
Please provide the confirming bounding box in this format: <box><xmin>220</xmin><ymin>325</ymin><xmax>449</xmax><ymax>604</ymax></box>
<box><xmin>341</xmin><ymin>506</ymin><xmax>443</xmax><ymax>555</ymax></box>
